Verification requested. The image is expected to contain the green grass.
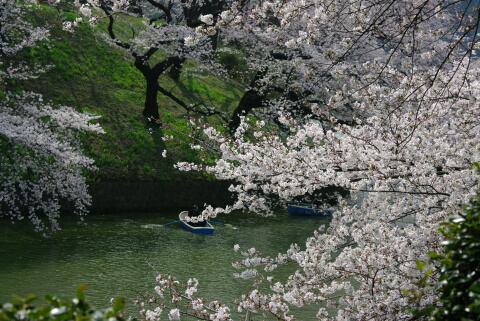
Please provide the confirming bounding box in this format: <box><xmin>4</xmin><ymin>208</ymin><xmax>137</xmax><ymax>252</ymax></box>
<box><xmin>5</xmin><ymin>4</ymin><xmax>245</xmax><ymax>182</ymax></box>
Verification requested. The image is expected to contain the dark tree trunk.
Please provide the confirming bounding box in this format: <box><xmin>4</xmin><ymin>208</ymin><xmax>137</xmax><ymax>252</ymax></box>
<box><xmin>210</xmin><ymin>32</ymin><xmax>219</xmax><ymax>51</ymax></box>
<box><xmin>99</xmin><ymin>0</ymin><xmax>223</xmax><ymax>122</ymax></box>
<box><xmin>134</xmin><ymin>55</ymin><xmax>185</xmax><ymax>120</ymax></box>
<box><xmin>228</xmin><ymin>68</ymin><xmax>268</xmax><ymax>133</ymax></box>
<box><xmin>169</xmin><ymin>58</ymin><xmax>186</xmax><ymax>80</ymax></box>
<box><xmin>143</xmin><ymin>75</ymin><xmax>160</xmax><ymax>119</ymax></box>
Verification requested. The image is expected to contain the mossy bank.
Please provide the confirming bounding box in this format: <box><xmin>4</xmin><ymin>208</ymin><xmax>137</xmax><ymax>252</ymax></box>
<box><xmin>6</xmin><ymin>3</ymin><xmax>244</xmax><ymax>183</ymax></box>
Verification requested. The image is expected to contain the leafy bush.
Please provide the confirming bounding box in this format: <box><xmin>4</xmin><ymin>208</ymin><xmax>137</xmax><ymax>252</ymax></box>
<box><xmin>0</xmin><ymin>285</ymin><xmax>125</xmax><ymax>321</ymax></box>
<box><xmin>432</xmin><ymin>190</ymin><xmax>480</xmax><ymax>320</ymax></box>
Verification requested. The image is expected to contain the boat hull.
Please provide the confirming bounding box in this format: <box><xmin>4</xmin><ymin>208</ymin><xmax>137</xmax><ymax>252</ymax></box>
<box><xmin>179</xmin><ymin>211</ymin><xmax>214</xmax><ymax>234</ymax></box>
<box><xmin>288</xmin><ymin>203</ymin><xmax>333</xmax><ymax>216</ymax></box>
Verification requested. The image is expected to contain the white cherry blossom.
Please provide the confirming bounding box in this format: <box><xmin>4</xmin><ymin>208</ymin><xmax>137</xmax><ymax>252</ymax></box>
<box><xmin>1</xmin><ymin>0</ymin><xmax>104</xmax><ymax>231</ymax></box>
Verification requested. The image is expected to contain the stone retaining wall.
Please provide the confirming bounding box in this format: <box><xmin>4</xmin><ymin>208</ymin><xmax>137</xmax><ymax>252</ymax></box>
<box><xmin>87</xmin><ymin>181</ymin><xmax>234</xmax><ymax>212</ymax></box>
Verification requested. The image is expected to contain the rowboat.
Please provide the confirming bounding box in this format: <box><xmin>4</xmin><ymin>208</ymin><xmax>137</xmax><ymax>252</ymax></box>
<box><xmin>288</xmin><ymin>202</ymin><xmax>333</xmax><ymax>216</ymax></box>
<box><xmin>179</xmin><ymin>211</ymin><xmax>214</xmax><ymax>234</ymax></box>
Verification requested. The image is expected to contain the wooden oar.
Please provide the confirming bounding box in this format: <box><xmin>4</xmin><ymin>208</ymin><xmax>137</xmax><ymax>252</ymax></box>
<box><xmin>206</xmin><ymin>220</ymin><xmax>236</xmax><ymax>229</ymax></box>
<box><xmin>162</xmin><ymin>220</ymin><xmax>185</xmax><ymax>227</ymax></box>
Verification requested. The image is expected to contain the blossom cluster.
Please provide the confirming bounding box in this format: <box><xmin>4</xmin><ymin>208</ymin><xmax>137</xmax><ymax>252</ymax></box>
<box><xmin>180</xmin><ymin>61</ymin><xmax>480</xmax><ymax>318</ymax></box>
<box><xmin>1</xmin><ymin>0</ymin><xmax>105</xmax><ymax>232</ymax></box>
<box><xmin>171</xmin><ymin>1</ymin><xmax>480</xmax><ymax>320</ymax></box>
<box><xmin>132</xmin><ymin>274</ymin><xmax>233</xmax><ymax>321</ymax></box>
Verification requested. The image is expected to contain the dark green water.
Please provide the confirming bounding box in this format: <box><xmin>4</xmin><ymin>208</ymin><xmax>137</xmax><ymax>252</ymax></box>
<box><xmin>0</xmin><ymin>210</ymin><xmax>331</xmax><ymax>319</ymax></box>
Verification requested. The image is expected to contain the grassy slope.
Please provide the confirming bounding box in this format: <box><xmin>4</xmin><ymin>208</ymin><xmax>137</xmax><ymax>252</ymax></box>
<box><xmin>11</xmin><ymin>4</ymin><xmax>244</xmax><ymax>182</ymax></box>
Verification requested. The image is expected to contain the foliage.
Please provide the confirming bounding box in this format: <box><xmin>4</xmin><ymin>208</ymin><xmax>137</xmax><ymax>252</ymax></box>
<box><xmin>431</xmin><ymin>188</ymin><xmax>480</xmax><ymax>320</ymax></box>
<box><xmin>0</xmin><ymin>285</ymin><xmax>126</xmax><ymax>321</ymax></box>
<box><xmin>14</xmin><ymin>6</ymin><xmax>162</xmax><ymax>182</ymax></box>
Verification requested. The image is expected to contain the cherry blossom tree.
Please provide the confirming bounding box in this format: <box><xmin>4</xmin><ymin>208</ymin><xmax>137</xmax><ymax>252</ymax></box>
<box><xmin>65</xmin><ymin>0</ymin><xmax>480</xmax><ymax>137</ymax></box>
<box><xmin>0</xmin><ymin>0</ymin><xmax>105</xmax><ymax>232</ymax></box>
<box><xmin>66</xmin><ymin>0</ymin><xmax>231</xmax><ymax>121</ymax></box>
<box><xmin>141</xmin><ymin>0</ymin><xmax>480</xmax><ymax>320</ymax></box>
<box><xmin>66</xmin><ymin>0</ymin><xmax>364</xmax><ymax>132</ymax></box>
<box><xmin>211</xmin><ymin>0</ymin><xmax>467</xmax><ymax>129</ymax></box>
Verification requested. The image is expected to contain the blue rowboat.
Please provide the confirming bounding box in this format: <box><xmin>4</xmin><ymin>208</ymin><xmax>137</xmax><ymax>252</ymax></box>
<box><xmin>288</xmin><ymin>202</ymin><xmax>333</xmax><ymax>216</ymax></box>
<box><xmin>179</xmin><ymin>211</ymin><xmax>214</xmax><ymax>234</ymax></box>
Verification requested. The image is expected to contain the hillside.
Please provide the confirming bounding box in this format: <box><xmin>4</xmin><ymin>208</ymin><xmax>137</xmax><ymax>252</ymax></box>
<box><xmin>8</xmin><ymin>4</ymin><xmax>244</xmax><ymax>182</ymax></box>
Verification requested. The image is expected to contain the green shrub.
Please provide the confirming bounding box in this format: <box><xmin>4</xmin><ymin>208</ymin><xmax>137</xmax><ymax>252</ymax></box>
<box><xmin>431</xmin><ymin>190</ymin><xmax>480</xmax><ymax>320</ymax></box>
<box><xmin>0</xmin><ymin>285</ymin><xmax>125</xmax><ymax>321</ymax></box>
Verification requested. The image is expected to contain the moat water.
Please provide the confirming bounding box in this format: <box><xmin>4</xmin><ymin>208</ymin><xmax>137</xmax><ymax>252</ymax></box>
<box><xmin>0</xmin><ymin>209</ymin><xmax>332</xmax><ymax>319</ymax></box>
